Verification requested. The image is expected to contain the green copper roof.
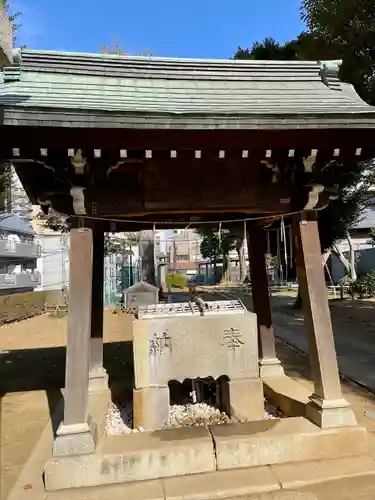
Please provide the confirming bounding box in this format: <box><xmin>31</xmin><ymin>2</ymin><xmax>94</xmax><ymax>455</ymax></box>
<box><xmin>0</xmin><ymin>49</ymin><xmax>374</xmax><ymax>129</ymax></box>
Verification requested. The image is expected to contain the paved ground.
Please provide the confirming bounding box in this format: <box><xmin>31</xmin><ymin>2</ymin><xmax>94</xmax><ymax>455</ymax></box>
<box><xmin>3</xmin><ymin>292</ymin><xmax>375</xmax><ymax>499</ymax></box>
<box><xmin>216</xmin><ymin>286</ymin><xmax>375</xmax><ymax>393</ymax></box>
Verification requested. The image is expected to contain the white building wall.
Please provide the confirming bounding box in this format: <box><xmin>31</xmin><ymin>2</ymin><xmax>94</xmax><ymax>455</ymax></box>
<box><xmin>35</xmin><ymin>232</ymin><xmax>69</xmax><ymax>291</ymax></box>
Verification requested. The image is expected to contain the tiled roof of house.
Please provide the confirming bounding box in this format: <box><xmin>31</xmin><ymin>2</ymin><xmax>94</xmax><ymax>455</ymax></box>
<box><xmin>169</xmin><ymin>261</ymin><xmax>199</xmax><ymax>271</ymax></box>
<box><xmin>0</xmin><ymin>213</ymin><xmax>34</xmax><ymax>235</ymax></box>
<box><xmin>0</xmin><ymin>49</ymin><xmax>375</xmax><ymax>129</ymax></box>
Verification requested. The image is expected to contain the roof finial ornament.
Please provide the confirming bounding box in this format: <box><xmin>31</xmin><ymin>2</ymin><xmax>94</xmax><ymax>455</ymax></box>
<box><xmin>11</xmin><ymin>48</ymin><xmax>22</xmax><ymax>64</ymax></box>
<box><xmin>320</xmin><ymin>60</ymin><xmax>342</xmax><ymax>86</ymax></box>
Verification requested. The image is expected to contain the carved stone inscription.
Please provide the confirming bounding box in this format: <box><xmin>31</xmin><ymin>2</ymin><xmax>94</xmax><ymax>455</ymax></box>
<box><xmin>221</xmin><ymin>327</ymin><xmax>245</xmax><ymax>350</ymax></box>
<box><xmin>149</xmin><ymin>331</ymin><xmax>172</xmax><ymax>356</ymax></box>
<box><xmin>133</xmin><ymin>313</ymin><xmax>259</xmax><ymax>389</ymax></box>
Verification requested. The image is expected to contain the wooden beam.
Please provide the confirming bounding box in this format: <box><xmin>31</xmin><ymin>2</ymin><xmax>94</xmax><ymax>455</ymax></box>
<box><xmin>89</xmin><ymin>226</ymin><xmax>108</xmax><ymax>391</ymax></box>
<box><xmin>1</xmin><ymin>126</ymin><xmax>375</xmax><ymax>152</ymax></box>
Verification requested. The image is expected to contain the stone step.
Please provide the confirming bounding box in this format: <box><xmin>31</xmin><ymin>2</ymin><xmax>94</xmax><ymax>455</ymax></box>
<box><xmin>45</xmin><ymin>456</ymin><xmax>375</xmax><ymax>500</ymax></box>
<box><xmin>44</xmin><ymin>425</ymin><xmax>215</xmax><ymax>491</ymax></box>
<box><xmin>44</xmin><ymin>417</ymin><xmax>369</xmax><ymax>491</ymax></box>
<box><xmin>211</xmin><ymin>417</ymin><xmax>368</xmax><ymax>470</ymax></box>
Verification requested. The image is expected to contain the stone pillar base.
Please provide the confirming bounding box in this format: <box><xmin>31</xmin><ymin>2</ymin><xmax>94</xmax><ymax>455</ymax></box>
<box><xmin>259</xmin><ymin>358</ymin><xmax>285</xmax><ymax>378</ymax></box>
<box><xmin>88</xmin><ymin>367</ymin><xmax>109</xmax><ymax>393</ymax></box>
<box><xmin>221</xmin><ymin>378</ymin><xmax>264</xmax><ymax>421</ymax></box>
<box><xmin>53</xmin><ymin>415</ymin><xmax>98</xmax><ymax>457</ymax></box>
<box><xmin>133</xmin><ymin>386</ymin><xmax>170</xmax><ymax>430</ymax></box>
<box><xmin>306</xmin><ymin>394</ymin><xmax>357</xmax><ymax>429</ymax></box>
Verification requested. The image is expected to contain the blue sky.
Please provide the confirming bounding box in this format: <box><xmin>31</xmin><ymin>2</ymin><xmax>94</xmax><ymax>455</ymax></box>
<box><xmin>11</xmin><ymin>0</ymin><xmax>305</xmax><ymax>58</ymax></box>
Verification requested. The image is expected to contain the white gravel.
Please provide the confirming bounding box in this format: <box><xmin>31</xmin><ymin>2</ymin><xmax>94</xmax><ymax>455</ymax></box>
<box><xmin>104</xmin><ymin>400</ymin><xmax>284</xmax><ymax>436</ymax></box>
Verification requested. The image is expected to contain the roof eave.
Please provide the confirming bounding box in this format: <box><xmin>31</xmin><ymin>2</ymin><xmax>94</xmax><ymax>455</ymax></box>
<box><xmin>3</xmin><ymin>107</ymin><xmax>375</xmax><ymax>130</ymax></box>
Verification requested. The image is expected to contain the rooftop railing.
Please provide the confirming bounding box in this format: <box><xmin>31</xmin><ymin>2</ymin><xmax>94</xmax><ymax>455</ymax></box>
<box><xmin>0</xmin><ymin>238</ymin><xmax>41</xmax><ymax>259</ymax></box>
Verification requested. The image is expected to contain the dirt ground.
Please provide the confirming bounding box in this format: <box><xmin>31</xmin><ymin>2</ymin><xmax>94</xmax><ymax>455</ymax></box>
<box><xmin>0</xmin><ymin>310</ymin><xmax>133</xmax><ymax>499</ymax></box>
<box><xmin>3</xmin><ymin>300</ymin><xmax>375</xmax><ymax>499</ymax></box>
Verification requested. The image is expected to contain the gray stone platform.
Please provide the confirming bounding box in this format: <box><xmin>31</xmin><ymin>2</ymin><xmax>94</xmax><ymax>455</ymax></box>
<box><xmin>44</xmin><ymin>416</ymin><xmax>369</xmax><ymax>491</ymax></box>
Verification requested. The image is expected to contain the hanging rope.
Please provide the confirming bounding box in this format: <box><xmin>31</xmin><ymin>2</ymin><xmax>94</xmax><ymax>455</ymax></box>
<box><xmin>281</xmin><ymin>216</ymin><xmax>288</xmax><ymax>283</ymax></box>
<box><xmin>289</xmin><ymin>225</ymin><xmax>293</xmax><ymax>270</ymax></box>
<box><xmin>266</xmin><ymin>230</ymin><xmax>271</xmax><ymax>256</ymax></box>
<box><xmin>69</xmin><ymin>210</ymin><xmax>304</xmax><ymax>227</ymax></box>
<box><xmin>276</xmin><ymin>228</ymin><xmax>281</xmax><ymax>284</ymax></box>
<box><xmin>152</xmin><ymin>223</ymin><xmax>157</xmax><ymax>286</ymax></box>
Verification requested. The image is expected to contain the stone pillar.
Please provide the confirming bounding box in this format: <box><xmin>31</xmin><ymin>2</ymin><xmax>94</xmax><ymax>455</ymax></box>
<box><xmin>133</xmin><ymin>386</ymin><xmax>170</xmax><ymax>430</ymax></box>
<box><xmin>247</xmin><ymin>224</ymin><xmax>284</xmax><ymax>378</ymax></box>
<box><xmin>53</xmin><ymin>227</ymin><xmax>97</xmax><ymax>456</ymax></box>
<box><xmin>132</xmin><ymin>319</ymin><xmax>170</xmax><ymax>430</ymax></box>
<box><xmin>221</xmin><ymin>378</ymin><xmax>264</xmax><ymax>421</ymax></box>
<box><xmin>89</xmin><ymin>227</ymin><xmax>108</xmax><ymax>392</ymax></box>
<box><xmin>293</xmin><ymin>211</ymin><xmax>356</xmax><ymax>428</ymax></box>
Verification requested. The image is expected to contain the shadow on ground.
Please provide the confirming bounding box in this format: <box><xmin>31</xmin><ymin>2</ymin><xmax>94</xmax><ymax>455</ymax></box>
<box><xmin>3</xmin><ymin>288</ymin><xmax>375</xmax><ymax>420</ymax></box>
<box><xmin>0</xmin><ymin>341</ymin><xmax>134</xmax><ymax>394</ymax></box>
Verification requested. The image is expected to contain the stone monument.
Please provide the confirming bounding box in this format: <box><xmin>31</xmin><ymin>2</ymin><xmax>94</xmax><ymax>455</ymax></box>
<box><xmin>124</xmin><ymin>280</ymin><xmax>159</xmax><ymax>309</ymax></box>
<box><xmin>132</xmin><ymin>300</ymin><xmax>263</xmax><ymax>429</ymax></box>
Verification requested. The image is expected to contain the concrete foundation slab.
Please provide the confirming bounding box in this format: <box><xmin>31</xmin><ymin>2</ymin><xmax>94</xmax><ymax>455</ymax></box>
<box><xmin>133</xmin><ymin>385</ymin><xmax>170</xmax><ymax>430</ymax></box>
<box><xmin>221</xmin><ymin>378</ymin><xmax>264</xmax><ymax>421</ymax></box>
<box><xmin>306</xmin><ymin>398</ymin><xmax>358</xmax><ymax>429</ymax></box>
<box><xmin>88</xmin><ymin>368</ymin><xmax>109</xmax><ymax>393</ymax></box>
<box><xmin>210</xmin><ymin>417</ymin><xmax>368</xmax><ymax>470</ymax></box>
<box><xmin>163</xmin><ymin>466</ymin><xmax>280</xmax><ymax>500</ymax></box>
<box><xmin>45</xmin><ymin>426</ymin><xmax>215</xmax><ymax>491</ymax></box>
<box><xmin>52</xmin><ymin>416</ymin><xmax>98</xmax><ymax>457</ymax></box>
<box><xmin>263</xmin><ymin>376</ymin><xmax>310</xmax><ymax>418</ymax></box>
<box><xmin>271</xmin><ymin>455</ymin><xmax>375</xmax><ymax>490</ymax></box>
<box><xmin>260</xmin><ymin>358</ymin><xmax>285</xmax><ymax>378</ymax></box>
<box><xmin>47</xmin><ymin>479</ymin><xmax>165</xmax><ymax>500</ymax></box>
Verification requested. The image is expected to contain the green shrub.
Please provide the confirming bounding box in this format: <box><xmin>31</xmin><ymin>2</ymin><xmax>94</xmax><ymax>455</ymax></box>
<box><xmin>359</xmin><ymin>271</ymin><xmax>375</xmax><ymax>298</ymax></box>
<box><xmin>166</xmin><ymin>273</ymin><xmax>186</xmax><ymax>289</ymax></box>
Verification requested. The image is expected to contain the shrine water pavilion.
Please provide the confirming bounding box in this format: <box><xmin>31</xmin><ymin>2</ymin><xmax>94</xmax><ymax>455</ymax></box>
<box><xmin>1</xmin><ymin>49</ymin><xmax>375</xmax><ymax>494</ymax></box>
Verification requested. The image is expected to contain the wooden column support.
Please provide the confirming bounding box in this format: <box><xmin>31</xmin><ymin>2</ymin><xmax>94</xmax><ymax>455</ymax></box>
<box><xmin>293</xmin><ymin>211</ymin><xmax>356</xmax><ymax>428</ymax></box>
<box><xmin>89</xmin><ymin>226</ymin><xmax>108</xmax><ymax>392</ymax></box>
<box><xmin>53</xmin><ymin>227</ymin><xmax>97</xmax><ymax>456</ymax></box>
<box><xmin>247</xmin><ymin>224</ymin><xmax>284</xmax><ymax>378</ymax></box>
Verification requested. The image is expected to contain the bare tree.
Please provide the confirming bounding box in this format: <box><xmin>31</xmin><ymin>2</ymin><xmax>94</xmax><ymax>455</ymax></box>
<box><xmin>99</xmin><ymin>41</ymin><xmax>127</xmax><ymax>56</ymax></box>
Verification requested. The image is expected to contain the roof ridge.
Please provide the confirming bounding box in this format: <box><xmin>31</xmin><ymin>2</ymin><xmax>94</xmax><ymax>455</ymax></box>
<box><xmin>3</xmin><ymin>49</ymin><xmax>325</xmax><ymax>84</ymax></box>
<box><xmin>17</xmin><ymin>48</ymin><xmax>321</xmax><ymax>67</ymax></box>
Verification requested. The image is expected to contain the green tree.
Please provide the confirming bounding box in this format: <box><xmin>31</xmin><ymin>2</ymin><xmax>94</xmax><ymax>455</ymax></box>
<box><xmin>233</xmin><ymin>37</ymin><xmax>375</xmax><ymax>304</ymax></box>
<box><xmin>196</xmin><ymin>227</ymin><xmax>236</xmax><ymax>283</ymax></box>
<box><xmin>235</xmin><ymin>36</ymin><xmax>304</xmax><ymax>61</ymax></box>
<box><xmin>301</xmin><ymin>0</ymin><xmax>375</xmax><ymax>105</ymax></box>
<box><xmin>43</xmin><ymin>213</ymin><xmax>139</xmax><ymax>259</ymax></box>
<box><xmin>196</xmin><ymin>222</ymin><xmax>250</xmax><ymax>283</ymax></box>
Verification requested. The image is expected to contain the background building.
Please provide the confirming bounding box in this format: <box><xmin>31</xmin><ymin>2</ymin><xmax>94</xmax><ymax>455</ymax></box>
<box><xmin>0</xmin><ymin>213</ymin><xmax>40</xmax><ymax>294</ymax></box>
<box><xmin>330</xmin><ymin>197</ymin><xmax>375</xmax><ymax>283</ymax></box>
